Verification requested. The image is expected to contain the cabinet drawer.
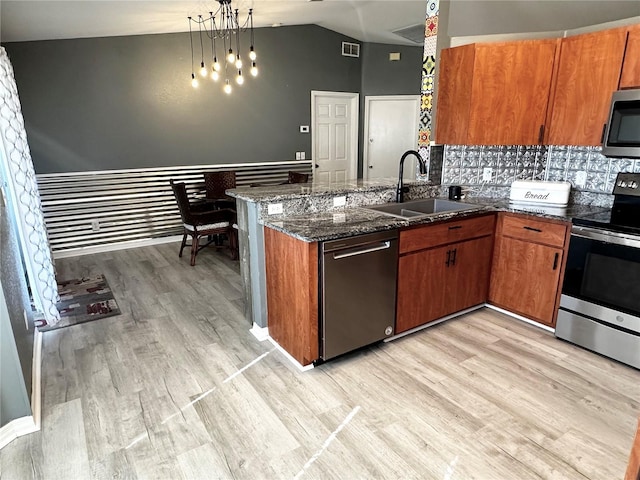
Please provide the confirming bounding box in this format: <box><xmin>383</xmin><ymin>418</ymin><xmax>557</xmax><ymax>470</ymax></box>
<box><xmin>500</xmin><ymin>214</ymin><xmax>567</xmax><ymax>248</ymax></box>
<box><xmin>400</xmin><ymin>214</ymin><xmax>495</xmax><ymax>254</ymax></box>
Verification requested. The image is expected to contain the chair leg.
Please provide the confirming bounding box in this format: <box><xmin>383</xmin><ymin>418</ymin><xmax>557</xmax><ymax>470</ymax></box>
<box><xmin>230</xmin><ymin>229</ymin><xmax>239</xmax><ymax>260</ymax></box>
<box><xmin>190</xmin><ymin>233</ymin><xmax>199</xmax><ymax>266</ymax></box>
<box><xmin>179</xmin><ymin>231</ymin><xmax>187</xmax><ymax>258</ymax></box>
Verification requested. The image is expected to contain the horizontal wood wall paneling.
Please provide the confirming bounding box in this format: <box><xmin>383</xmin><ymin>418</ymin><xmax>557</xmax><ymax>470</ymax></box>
<box><xmin>37</xmin><ymin>161</ymin><xmax>312</xmax><ymax>253</ymax></box>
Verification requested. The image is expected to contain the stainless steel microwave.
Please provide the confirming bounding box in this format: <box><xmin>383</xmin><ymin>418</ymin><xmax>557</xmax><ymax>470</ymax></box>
<box><xmin>602</xmin><ymin>89</ymin><xmax>640</xmax><ymax>158</ymax></box>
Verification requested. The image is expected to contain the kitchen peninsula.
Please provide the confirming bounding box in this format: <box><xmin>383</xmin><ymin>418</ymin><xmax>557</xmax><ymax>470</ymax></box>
<box><xmin>227</xmin><ymin>179</ymin><xmax>608</xmax><ymax>367</ymax></box>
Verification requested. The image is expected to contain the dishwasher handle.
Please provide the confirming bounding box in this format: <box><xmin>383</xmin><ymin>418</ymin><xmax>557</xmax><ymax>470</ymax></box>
<box><xmin>332</xmin><ymin>241</ymin><xmax>391</xmax><ymax>260</ymax></box>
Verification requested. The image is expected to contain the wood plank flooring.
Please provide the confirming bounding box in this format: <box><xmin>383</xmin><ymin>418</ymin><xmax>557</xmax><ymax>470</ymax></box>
<box><xmin>1</xmin><ymin>242</ymin><xmax>639</xmax><ymax>479</ymax></box>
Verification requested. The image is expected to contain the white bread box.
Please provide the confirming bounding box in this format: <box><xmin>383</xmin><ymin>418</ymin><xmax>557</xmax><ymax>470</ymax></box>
<box><xmin>509</xmin><ymin>180</ymin><xmax>571</xmax><ymax>207</ymax></box>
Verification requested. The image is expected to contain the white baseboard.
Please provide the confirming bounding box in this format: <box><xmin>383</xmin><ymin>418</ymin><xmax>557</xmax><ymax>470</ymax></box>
<box><xmin>385</xmin><ymin>305</ymin><xmax>484</xmax><ymax>341</ymax></box>
<box><xmin>0</xmin><ymin>317</ymin><xmax>43</xmax><ymax>451</ymax></box>
<box><xmin>486</xmin><ymin>304</ymin><xmax>555</xmax><ymax>333</ymax></box>
<box><xmin>0</xmin><ymin>416</ymin><xmax>38</xmax><ymax>450</ymax></box>
<box><xmin>249</xmin><ymin>323</ymin><xmax>269</xmax><ymax>342</ymax></box>
<box><xmin>31</xmin><ymin>328</ymin><xmax>43</xmax><ymax>428</ymax></box>
<box><xmin>266</xmin><ymin>337</ymin><xmax>315</xmax><ymax>372</ymax></box>
<box><xmin>53</xmin><ymin>235</ymin><xmax>183</xmax><ymax>259</ymax></box>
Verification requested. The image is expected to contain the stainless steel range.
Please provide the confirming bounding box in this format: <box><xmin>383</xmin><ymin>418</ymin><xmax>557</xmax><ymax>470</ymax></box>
<box><xmin>557</xmin><ymin>172</ymin><xmax>640</xmax><ymax>369</ymax></box>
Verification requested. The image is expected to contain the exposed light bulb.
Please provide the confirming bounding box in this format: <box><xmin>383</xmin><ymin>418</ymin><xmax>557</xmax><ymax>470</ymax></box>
<box><xmin>224</xmin><ymin>80</ymin><xmax>232</xmax><ymax>94</ymax></box>
<box><xmin>235</xmin><ymin>55</ymin><xmax>242</xmax><ymax>69</ymax></box>
<box><xmin>236</xmin><ymin>70</ymin><xmax>244</xmax><ymax>85</ymax></box>
<box><xmin>211</xmin><ymin>70</ymin><xmax>220</xmax><ymax>81</ymax></box>
<box><xmin>191</xmin><ymin>73</ymin><xmax>199</xmax><ymax>88</ymax></box>
<box><xmin>227</xmin><ymin>49</ymin><xmax>235</xmax><ymax>63</ymax></box>
<box><xmin>199</xmin><ymin>62</ymin><xmax>207</xmax><ymax>77</ymax></box>
<box><xmin>249</xmin><ymin>47</ymin><xmax>257</xmax><ymax>61</ymax></box>
<box><xmin>250</xmin><ymin>62</ymin><xmax>258</xmax><ymax>77</ymax></box>
<box><xmin>213</xmin><ymin>58</ymin><xmax>221</xmax><ymax>72</ymax></box>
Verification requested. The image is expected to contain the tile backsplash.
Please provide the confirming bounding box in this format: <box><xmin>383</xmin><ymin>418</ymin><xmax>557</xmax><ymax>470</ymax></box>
<box><xmin>437</xmin><ymin>144</ymin><xmax>640</xmax><ymax>206</ymax></box>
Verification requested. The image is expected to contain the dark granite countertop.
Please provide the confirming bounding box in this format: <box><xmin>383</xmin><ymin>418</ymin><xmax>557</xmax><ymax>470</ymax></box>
<box><xmin>262</xmin><ymin>196</ymin><xmax>611</xmax><ymax>243</ymax></box>
<box><xmin>227</xmin><ymin>178</ymin><xmax>434</xmax><ymax>202</ymax></box>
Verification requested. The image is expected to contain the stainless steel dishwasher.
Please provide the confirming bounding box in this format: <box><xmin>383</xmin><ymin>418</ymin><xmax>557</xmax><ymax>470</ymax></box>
<box><xmin>320</xmin><ymin>230</ymin><xmax>398</xmax><ymax>360</ymax></box>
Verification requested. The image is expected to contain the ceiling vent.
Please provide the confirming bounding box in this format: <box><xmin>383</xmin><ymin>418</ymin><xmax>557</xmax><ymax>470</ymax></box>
<box><xmin>391</xmin><ymin>24</ymin><xmax>426</xmax><ymax>45</ymax></box>
<box><xmin>342</xmin><ymin>42</ymin><xmax>360</xmax><ymax>58</ymax></box>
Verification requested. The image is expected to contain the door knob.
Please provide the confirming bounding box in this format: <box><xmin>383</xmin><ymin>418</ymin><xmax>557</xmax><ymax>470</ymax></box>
<box><xmin>369</xmin><ymin>138</ymin><xmax>374</xmax><ymax>143</ymax></box>
<box><xmin>369</xmin><ymin>165</ymin><xmax>373</xmax><ymax>169</ymax></box>
<box><xmin>315</xmin><ymin>164</ymin><xmax>319</xmax><ymax>169</ymax></box>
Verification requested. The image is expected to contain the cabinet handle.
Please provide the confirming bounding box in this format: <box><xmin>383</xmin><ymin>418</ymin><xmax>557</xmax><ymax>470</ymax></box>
<box><xmin>523</xmin><ymin>226</ymin><xmax>542</xmax><ymax>233</ymax></box>
<box><xmin>538</xmin><ymin>124</ymin><xmax>545</xmax><ymax>144</ymax></box>
<box><xmin>601</xmin><ymin>123</ymin><xmax>607</xmax><ymax>143</ymax></box>
<box><xmin>552</xmin><ymin>252</ymin><xmax>559</xmax><ymax>270</ymax></box>
<box><xmin>445</xmin><ymin>250</ymin><xmax>451</xmax><ymax>267</ymax></box>
<box><xmin>448</xmin><ymin>225</ymin><xmax>462</xmax><ymax>230</ymax></box>
<box><xmin>451</xmin><ymin>248</ymin><xmax>457</xmax><ymax>266</ymax></box>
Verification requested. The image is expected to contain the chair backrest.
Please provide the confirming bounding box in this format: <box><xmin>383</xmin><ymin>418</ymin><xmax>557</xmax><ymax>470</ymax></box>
<box><xmin>170</xmin><ymin>180</ymin><xmax>193</xmax><ymax>224</ymax></box>
<box><xmin>204</xmin><ymin>171</ymin><xmax>236</xmax><ymax>199</ymax></box>
<box><xmin>288</xmin><ymin>171</ymin><xmax>309</xmax><ymax>184</ymax></box>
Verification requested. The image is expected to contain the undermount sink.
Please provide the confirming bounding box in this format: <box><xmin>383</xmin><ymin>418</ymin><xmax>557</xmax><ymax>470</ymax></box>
<box><xmin>364</xmin><ymin>198</ymin><xmax>479</xmax><ymax>219</ymax></box>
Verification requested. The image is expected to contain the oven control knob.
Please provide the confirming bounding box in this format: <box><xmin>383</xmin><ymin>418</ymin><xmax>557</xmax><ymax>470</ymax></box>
<box><xmin>620</xmin><ymin>181</ymin><xmax>628</xmax><ymax>188</ymax></box>
<box><xmin>632</xmin><ymin>181</ymin><xmax>638</xmax><ymax>189</ymax></box>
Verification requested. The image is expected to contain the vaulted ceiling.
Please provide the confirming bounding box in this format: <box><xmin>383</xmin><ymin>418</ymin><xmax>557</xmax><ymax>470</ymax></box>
<box><xmin>1</xmin><ymin>0</ymin><xmax>639</xmax><ymax>45</ymax></box>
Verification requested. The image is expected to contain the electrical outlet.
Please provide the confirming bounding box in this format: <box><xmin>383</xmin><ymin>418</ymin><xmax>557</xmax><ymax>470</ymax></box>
<box><xmin>575</xmin><ymin>170</ymin><xmax>587</xmax><ymax>187</ymax></box>
<box><xmin>333</xmin><ymin>196</ymin><xmax>346</xmax><ymax>207</ymax></box>
<box><xmin>300</xmin><ymin>125</ymin><xmax>309</xmax><ymax>133</ymax></box>
<box><xmin>482</xmin><ymin>167</ymin><xmax>493</xmax><ymax>182</ymax></box>
<box><xmin>300</xmin><ymin>152</ymin><xmax>305</xmax><ymax>160</ymax></box>
<box><xmin>295</xmin><ymin>152</ymin><xmax>301</xmax><ymax>160</ymax></box>
<box><xmin>267</xmin><ymin>203</ymin><xmax>283</xmax><ymax>215</ymax></box>
<box><xmin>91</xmin><ymin>219</ymin><xmax>100</xmax><ymax>231</ymax></box>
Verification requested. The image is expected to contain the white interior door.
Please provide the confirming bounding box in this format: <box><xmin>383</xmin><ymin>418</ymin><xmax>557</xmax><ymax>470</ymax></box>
<box><xmin>311</xmin><ymin>91</ymin><xmax>359</xmax><ymax>184</ymax></box>
<box><xmin>363</xmin><ymin>95</ymin><xmax>420</xmax><ymax>181</ymax></box>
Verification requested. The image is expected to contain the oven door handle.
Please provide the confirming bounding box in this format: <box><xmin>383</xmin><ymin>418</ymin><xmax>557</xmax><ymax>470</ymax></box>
<box><xmin>571</xmin><ymin>225</ymin><xmax>640</xmax><ymax>249</ymax></box>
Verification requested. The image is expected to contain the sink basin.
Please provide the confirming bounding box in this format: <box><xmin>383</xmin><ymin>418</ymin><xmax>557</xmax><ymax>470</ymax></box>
<box><xmin>364</xmin><ymin>198</ymin><xmax>479</xmax><ymax>219</ymax></box>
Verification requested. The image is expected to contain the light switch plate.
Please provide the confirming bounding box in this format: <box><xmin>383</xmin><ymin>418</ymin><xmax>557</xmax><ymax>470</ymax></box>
<box><xmin>300</xmin><ymin>125</ymin><xmax>309</xmax><ymax>133</ymax></box>
<box><xmin>575</xmin><ymin>170</ymin><xmax>587</xmax><ymax>187</ymax></box>
<box><xmin>295</xmin><ymin>152</ymin><xmax>301</xmax><ymax>160</ymax></box>
<box><xmin>333</xmin><ymin>196</ymin><xmax>346</xmax><ymax>207</ymax></box>
<box><xmin>483</xmin><ymin>167</ymin><xmax>493</xmax><ymax>182</ymax></box>
<box><xmin>267</xmin><ymin>203</ymin><xmax>283</xmax><ymax>215</ymax></box>
<box><xmin>300</xmin><ymin>152</ymin><xmax>305</xmax><ymax>160</ymax></box>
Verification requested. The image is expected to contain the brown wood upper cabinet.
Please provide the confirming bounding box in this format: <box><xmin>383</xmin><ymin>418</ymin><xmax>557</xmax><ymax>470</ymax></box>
<box><xmin>547</xmin><ymin>26</ymin><xmax>628</xmax><ymax>146</ymax></box>
<box><xmin>489</xmin><ymin>213</ymin><xmax>570</xmax><ymax>327</ymax></box>
<box><xmin>396</xmin><ymin>214</ymin><xmax>495</xmax><ymax>333</ymax></box>
<box><xmin>435</xmin><ymin>39</ymin><xmax>559</xmax><ymax>146</ymax></box>
<box><xmin>620</xmin><ymin>24</ymin><xmax>640</xmax><ymax>89</ymax></box>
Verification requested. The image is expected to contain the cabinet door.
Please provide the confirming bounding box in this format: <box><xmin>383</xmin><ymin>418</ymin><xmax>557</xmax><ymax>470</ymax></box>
<box><xmin>448</xmin><ymin>236</ymin><xmax>494</xmax><ymax>313</ymax></box>
<box><xmin>620</xmin><ymin>24</ymin><xmax>640</xmax><ymax>89</ymax></box>
<box><xmin>489</xmin><ymin>236</ymin><xmax>563</xmax><ymax>326</ymax></box>
<box><xmin>547</xmin><ymin>27</ymin><xmax>627</xmax><ymax>146</ymax></box>
<box><xmin>396</xmin><ymin>245</ymin><xmax>450</xmax><ymax>333</ymax></box>
<box><xmin>435</xmin><ymin>44</ymin><xmax>475</xmax><ymax>145</ymax></box>
<box><xmin>467</xmin><ymin>40</ymin><xmax>558</xmax><ymax>145</ymax></box>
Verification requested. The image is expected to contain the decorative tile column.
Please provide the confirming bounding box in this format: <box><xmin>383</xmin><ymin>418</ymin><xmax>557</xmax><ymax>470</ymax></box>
<box><xmin>418</xmin><ymin>0</ymin><xmax>439</xmax><ymax>175</ymax></box>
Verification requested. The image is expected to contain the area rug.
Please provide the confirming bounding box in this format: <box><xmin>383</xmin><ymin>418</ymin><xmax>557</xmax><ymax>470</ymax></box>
<box><xmin>38</xmin><ymin>274</ymin><xmax>121</xmax><ymax>331</ymax></box>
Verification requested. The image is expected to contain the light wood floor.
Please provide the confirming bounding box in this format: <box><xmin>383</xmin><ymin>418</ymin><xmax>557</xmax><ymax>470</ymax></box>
<box><xmin>1</xmin><ymin>242</ymin><xmax>639</xmax><ymax>479</ymax></box>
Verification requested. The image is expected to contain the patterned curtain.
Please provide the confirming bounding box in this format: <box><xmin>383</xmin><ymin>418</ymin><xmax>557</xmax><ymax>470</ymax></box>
<box><xmin>0</xmin><ymin>47</ymin><xmax>60</xmax><ymax>326</ymax></box>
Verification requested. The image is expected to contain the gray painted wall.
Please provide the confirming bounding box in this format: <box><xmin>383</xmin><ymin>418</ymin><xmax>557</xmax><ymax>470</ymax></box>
<box><xmin>3</xmin><ymin>25</ymin><xmax>363</xmax><ymax>174</ymax></box>
<box><xmin>358</xmin><ymin>42</ymin><xmax>423</xmax><ymax>176</ymax></box>
<box><xmin>0</xmin><ymin>193</ymin><xmax>34</xmax><ymax>427</ymax></box>
<box><xmin>360</xmin><ymin>43</ymin><xmax>422</xmax><ymax>97</ymax></box>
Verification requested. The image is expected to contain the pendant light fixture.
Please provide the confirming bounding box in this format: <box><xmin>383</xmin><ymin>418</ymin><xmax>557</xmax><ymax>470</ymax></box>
<box><xmin>187</xmin><ymin>0</ymin><xmax>259</xmax><ymax>94</ymax></box>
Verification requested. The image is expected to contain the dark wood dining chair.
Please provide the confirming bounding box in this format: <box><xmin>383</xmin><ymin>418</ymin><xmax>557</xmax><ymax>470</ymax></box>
<box><xmin>204</xmin><ymin>171</ymin><xmax>236</xmax><ymax>210</ymax></box>
<box><xmin>170</xmin><ymin>180</ymin><xmax>238</xmax><ymax>265</ymax></box>
<box><xmin>287</xmin><ymin>171</ymin><xmax>309</xmax><ymax>184</ymax></box>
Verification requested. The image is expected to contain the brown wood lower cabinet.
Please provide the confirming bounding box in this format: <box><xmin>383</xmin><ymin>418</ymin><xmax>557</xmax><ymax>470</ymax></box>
<box><xmin>396</xmin><ymin>215</ymin><xmax>495</xmax><ymax>334</ymax></box>
<box><xmin>264</xmin><ymin>227</ymin><xmax>319</xmax><ymax>366</ymax></box>
<box><xmin>489</xmin><ymin>213</ymin><xmax>570</xmax><ymax>327</ymax></box>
